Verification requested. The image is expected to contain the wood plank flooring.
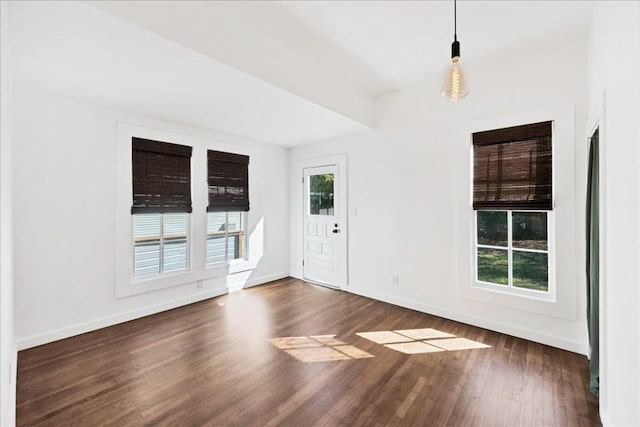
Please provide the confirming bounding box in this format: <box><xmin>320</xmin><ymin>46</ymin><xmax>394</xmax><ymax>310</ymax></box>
<box><xmin>17</xmin><ymin>278</ymin><xmax>600</xmax><ymax>426</ymax></box>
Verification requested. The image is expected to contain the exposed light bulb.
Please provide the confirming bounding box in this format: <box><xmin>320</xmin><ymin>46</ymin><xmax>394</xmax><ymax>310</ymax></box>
<box><xmin>442</xmin><ymin>56</ymin><xmax>469</xmax><ymax>102</ymax></box>
<box><xmin>442</xmin><ymin>0</ymin><xmax>469</xmax><ymax>102</ymax></box>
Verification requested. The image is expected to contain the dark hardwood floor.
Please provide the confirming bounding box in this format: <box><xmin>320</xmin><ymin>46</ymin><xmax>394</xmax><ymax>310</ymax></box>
<box><xmin>17</xmin><ymin>278</ymin><xmax>600</xmax><ymax>426</ymax></box>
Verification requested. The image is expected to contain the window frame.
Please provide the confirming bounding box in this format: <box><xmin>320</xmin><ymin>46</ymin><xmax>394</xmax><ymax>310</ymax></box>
<box><xmin>459</xmin><ymin>104</ymin><xmax>576</xmax><ymax>319</ymax></box>
<box><xmin>129</xmin><ymin>136</ymin><xmax>193</xmax><ymax>281</ymax></box>
<box><xmin>470</xmin><ymin>118</ymin><xmax>556</xmax><ymax>303</ymax></box>
<box><xmin>206</xmin><ymin>148</ymin><xmax>250</xmax><ymax>267</ymax></box>
<box><xmin>132</xmin><ymin>212</ymin><xmax>191</xmax><ymax>279</ymax></box>
<box><xmin>473</xmin><ymin>209</ymin><xmax>556</xmax><ymax>301</ymax></box>
<box><xmin>115</xmin><ymin>123</ymin><xmax>254</xmax><ymax>298</ymax></box>
<box><xmin>206</xmin><ymin>211</ymin><xmax>248</xmax><ymax>267</ymax></box>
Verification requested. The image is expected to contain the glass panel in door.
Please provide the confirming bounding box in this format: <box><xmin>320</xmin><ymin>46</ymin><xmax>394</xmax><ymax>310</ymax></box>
<box><xmin>309</xmin><ymin>173</ymin><xmax>334</xmax><ymax>216</ymax></box>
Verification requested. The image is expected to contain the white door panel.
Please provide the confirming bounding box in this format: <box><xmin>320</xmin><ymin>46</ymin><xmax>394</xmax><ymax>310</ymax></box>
<box><xmin>303</xmin><ymin>164</ymin><xmax>342</xmax><ymax>288</ymax></box>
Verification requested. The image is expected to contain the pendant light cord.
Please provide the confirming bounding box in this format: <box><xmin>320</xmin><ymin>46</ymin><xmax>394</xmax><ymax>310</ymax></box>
<box><xmin>454</xmin><ymin>0</ymin><xmax>457</xmax><ymax>41</ymax></box>
<box><xmin>450</xmin><ymin>0</ymin><xmax>461</xmax><ymax>59</ymax></box>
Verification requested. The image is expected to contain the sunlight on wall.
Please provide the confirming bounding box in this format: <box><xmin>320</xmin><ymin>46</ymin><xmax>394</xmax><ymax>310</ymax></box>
<box><xmin>248</xmin><ymin>217</ymin><xmax>264</xmax><ymax>265</ymax></box>
<box><xmin>227</xmin><ymin>217</ymin><xmax>265</xmax><ymax>291</ymax></box>
<box><xmin>356</xmin><ymin>328</ymin><xmax>491</xmax><ymax>355</ymax></box>
<box><xmin>225</xmin><ymin>271</ymin><xmax>252</xmax><ymax>292</ymax></box>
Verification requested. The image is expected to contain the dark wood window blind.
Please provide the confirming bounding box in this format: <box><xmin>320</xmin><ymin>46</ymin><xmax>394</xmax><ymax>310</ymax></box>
<box><xmin>131</xmin><ymin>137</ymin><xmax>193</xmax><ymax>214</ymax></box>
<box><xmin>207</xmin><ymin>150</ymin><xmax>249</xmax><ymax>212</ymax></box>
<box><xmin>473</xmin><ymin>121</ymin><xmax>552</xmax><ymax>210</ymax></box>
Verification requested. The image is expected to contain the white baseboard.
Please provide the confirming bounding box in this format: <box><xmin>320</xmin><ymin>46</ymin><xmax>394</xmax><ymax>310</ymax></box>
<box><xmin>18</xmin><ymin>273</ymin><xmax>585</xmax><ymax>355</ymax></box>
<box><xmin>11</xmin><ymin>344</ymin><xmax>16</xmax><ymax>388</ymax></box>
<box><xmin>245</xmin><ymin>271</ymin><xmax>289</xmax><ymax>288</ymax></box>
<box><xmin>348</xmin><ymin>287</ymin><xmax>589</xmax><ymax>355</ymax></box>
<box><xmin>17</xmin><ymin>272</ymin><xmax>289</xmax><ymax>351</ymax></box>
<box><xmin>1</xmin><ymin>344</ymin><xmax>17</xmax><ymax>427</ymax></box>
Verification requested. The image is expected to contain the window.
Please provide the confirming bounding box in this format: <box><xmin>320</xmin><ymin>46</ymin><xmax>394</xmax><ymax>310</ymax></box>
<box><xmin>472</xmin><ymin>122</ymin><xmax>553</xmax><ymax>297</ymax></box>
<box><xmin>476</xmin><ymin>210</ymin><xmax>550</xmax><ymax>292</ymax></box>
<box><xmin>309</xmin><ymin>173</ymin><xmax>334</xmax><ymax>215</ymax></box>
<box><xmin>206</xmin><ymin>150</ymin><xmax>249</xmax><ymax>265</ymax></box>
<box><xmin>116</xmin><ymin>124</ymin><xmax>260</xmax><ymax>297</ymax></box>
<box><xmin>131</xmin><ymin>137</ymin><xmax>192</xmax><ymax>277</ymax></box>
<box><xmin>133</xmin><ymin>213</ymin><xmax>189</xmax><ymax>276</ymax></box>
<box><xmin>207</xmin><ymin>211</ymin><xmax>245</xmax><ymax>264</ymax></box>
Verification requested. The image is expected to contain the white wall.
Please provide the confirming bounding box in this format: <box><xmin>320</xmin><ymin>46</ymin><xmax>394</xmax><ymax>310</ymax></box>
<box><xmin>290</xmin><ymin>38</ymin><xmax>589</xmax><ymax>354</ymax></box>
<box><xmin>1</xmin><ymin>2</ymin><xmax>17</xmax><ymax>425</ymax></box>
<box><xmin>13</xmin><ymin>88</ymin><xmax>290</xmax><ymax>349</ymax></box>
<box><xmin>587</xmin><ymin>2</ymin><xmax>640</xmax><ymax>425</ymax></box>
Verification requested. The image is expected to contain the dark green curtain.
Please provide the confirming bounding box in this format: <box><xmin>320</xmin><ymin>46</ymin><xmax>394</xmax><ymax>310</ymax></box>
<box><xmin>586</xmin><ymin>128</ymin><xmax>600</xmax><ymax>396</ymax></box>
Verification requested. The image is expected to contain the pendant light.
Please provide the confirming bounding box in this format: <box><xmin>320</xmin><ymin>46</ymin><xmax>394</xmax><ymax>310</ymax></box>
<box><xmin>442</xmin><ymin>0</ymin><xmax>469</xmax><ymax>101</ymax></box>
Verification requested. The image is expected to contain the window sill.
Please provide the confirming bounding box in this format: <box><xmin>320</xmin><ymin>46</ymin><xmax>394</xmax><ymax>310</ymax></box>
<box><xmin>116</xmin><ymin>264</ymin><xmax>254</xmax><ymax>298</ymax></box>
<box><xmin>206</xmin><ymin>257</ymin><xmax>251</xmax><ymax>273</ymax></box>
<box><xmin>130</xmin><ymin>268</ymin><xmax>190</xmax><ymax>285</ymax></box>
<box><xmin>457</xmin><ymin>278</ymin><xmax>570</xmax><ymax>320</ymax></box>
<box><xmin>473</xmin><ymin>281</ymin><xmax>556</xmax><ymax>303</ymax></box>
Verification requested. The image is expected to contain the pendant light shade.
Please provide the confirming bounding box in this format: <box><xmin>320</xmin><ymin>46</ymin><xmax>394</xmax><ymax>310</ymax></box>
<box><xmin>442</xmin><ymin>0</ymin><xmax>469</xmax><ymax>101</ymax></box>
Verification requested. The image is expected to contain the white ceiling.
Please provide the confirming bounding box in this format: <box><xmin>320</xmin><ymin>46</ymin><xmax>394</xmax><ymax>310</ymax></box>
<box><xmin>9</xmin><ymin>1</ymin><xmax>369</xmax><ymax>147</ymax></box>
<box><xmin>9</xmin><ymin>0</ymin><xmax>594</xmax><ymax>146</ymax></box>
<box><xmin>277</xmin><ymin>0</ymin><xmax>595</xmax><ymax>95</ymax></box>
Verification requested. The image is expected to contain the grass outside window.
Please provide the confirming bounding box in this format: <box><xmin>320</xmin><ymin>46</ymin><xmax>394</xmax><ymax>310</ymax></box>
<box><xmin>476</xmin><ymin>210</ymin><xmax>550</xmax><ymax>293</ymax></box>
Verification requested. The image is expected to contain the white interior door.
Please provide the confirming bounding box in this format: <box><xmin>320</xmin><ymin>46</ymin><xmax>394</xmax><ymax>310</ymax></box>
<box><xmin>303</xmin><ymin>165</ymin><xmax>342</xmax><ymax>288</ymax></box>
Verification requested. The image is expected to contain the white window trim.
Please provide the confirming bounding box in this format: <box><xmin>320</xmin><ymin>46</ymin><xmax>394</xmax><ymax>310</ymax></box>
<box><xmin>115</xmin><ymin>123</ymin><xmax>254</xmax><ymax>298</ymax></box>
<box><xmin>473</xmin><ymin>210</ymin><xmax>557</xmax><ymax>302</ymax></box>
<box><xmin>456</xmin><ymin>104</ymin><xmax>577</xmax><ymax>320</ymax></box>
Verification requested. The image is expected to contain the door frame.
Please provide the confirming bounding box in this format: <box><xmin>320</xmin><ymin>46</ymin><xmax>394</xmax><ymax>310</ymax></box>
<box><xmin>299</xmin><ymin>155</ymin><xmax>348</xmax><ymax>291</ymax></box>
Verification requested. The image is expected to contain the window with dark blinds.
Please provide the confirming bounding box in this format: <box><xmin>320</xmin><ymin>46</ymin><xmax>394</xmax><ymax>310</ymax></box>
<box><xmin>473</xmin><ymin>121</ymin><xmax>553</xmax><ymax>210</ymax></box>
<box><xmin>207</xmin><ymin>150</ymin><xmax>249</xmax><ymax>212</ymax></box>
<box><xmin>131</xmin><ymin>137</ymin><xmax>193</xmax><ymax>214</ymax></box>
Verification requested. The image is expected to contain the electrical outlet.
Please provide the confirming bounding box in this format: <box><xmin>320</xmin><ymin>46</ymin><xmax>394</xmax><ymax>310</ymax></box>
<box><xmin>392</xmin><ymin>275</ymin><xmax>399</xmax><ymax>286</ymax></box>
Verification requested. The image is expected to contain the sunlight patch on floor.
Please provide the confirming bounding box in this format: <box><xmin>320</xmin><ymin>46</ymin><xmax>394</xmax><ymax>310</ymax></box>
<box><xmin>270</xmin><ymin>336</ymin><xmax>324</xmax><ymax>349</ymax></box>
<box><xmin>333</xmin><ymin>345</ymin><xmax>374</xmax><ymax>358</ymax></box>
<box><xmin>393</xmin><ymin>328</ymin><xmax>456</xmax><ymax>340</ymax></box>
<box><xmin>356</xmin><ymin>328</ymin><xmax>491</xmax><ymax>355</ymax></box>
<box><xmin>355</xmin><ymin>331</ymin><xmax>414</xmax><ymax>344</ymax></box>
<box><xmin>310</xmin><ymin>335</ymin><xmax>347</xmax><ymax>346</ymax></box>
<box><xmin>385</xmin><ymin>341</ymin><xmax>444</xmax><ymax>354</ymax></box>
<box><xmin>285</xmin><ymin>347</ymin><xmax>351</xmax><ymax>362</ymax></box>
<box><xmin>270</xmin><ymin>335</ymin><xmax>374</xmax><ymax>363</ymax></box>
